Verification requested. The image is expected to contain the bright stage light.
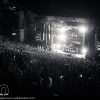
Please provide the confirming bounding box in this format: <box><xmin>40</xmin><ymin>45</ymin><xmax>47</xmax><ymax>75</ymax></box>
<box><xmin>79</xmin><ymin>25</ymin><xmax>88</xmax><ymax>33</ymax></box>
<box><xmin>12</xmin><ymin>33</ymin><xmax>16</xmax><ymax>36</ymax></box>
<box><xmin>57</xmin><ymin>34</ymin><xmax>67</xmax><ymax>42</ymax></box>
<box><xmin>55</xmin><ymin>43</ymin><xmax>61</xmax><ymax>49</ymax></box>
<box><xmin>82</xmin><ymin>47</ymin><xmax>87</xmax><ymax>55</ymax></box>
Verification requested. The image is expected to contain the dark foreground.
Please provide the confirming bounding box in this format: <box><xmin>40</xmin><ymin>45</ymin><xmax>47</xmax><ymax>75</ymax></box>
<box><xmin>0</xmin><ymin>41</ymin><xmax>100</xmax><ymax>96</ymax></box>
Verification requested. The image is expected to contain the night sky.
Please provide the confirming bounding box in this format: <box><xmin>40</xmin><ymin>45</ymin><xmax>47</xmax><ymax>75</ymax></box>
<box><xmin>14</xmin><ymin>0</ymin><xmax>100</xmax><ymax>18</ymax></box>
<box><xmin>0</xmin><ymin>0</ymin><xmax>100</xmax><ymax>18</ymax></box>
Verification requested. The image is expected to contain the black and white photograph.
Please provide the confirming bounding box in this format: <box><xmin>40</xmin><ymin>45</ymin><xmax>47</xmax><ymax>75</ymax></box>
<box><xmin>0</xmin><ymin>0</ymin><xmax>100</xmax><ymax>97</ymax></box>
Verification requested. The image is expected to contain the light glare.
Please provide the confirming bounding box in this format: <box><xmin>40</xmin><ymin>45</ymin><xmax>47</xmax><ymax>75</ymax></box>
<box><xmin>12</xmin><ymin>33</ymin><xmax>16</xmax><ymax>36</ymax></box>
<box><xmin>57</xmin><ymin>34</ymin><xmax>67</xmax><ymax>42</ymax></box>
<box><xmin>55</xmin><ymin>43</ymin><xmax>61</xmax><ymax>49</ymax></box>
<box><xmin>79</xmin><ymin>25</ymin><xmax>88</xmax><ymax>33</ymax></box>
<box><xmin>82</xmin><ymin>47</ymin><xmax>87</xmax><ymax>55</ymax></box>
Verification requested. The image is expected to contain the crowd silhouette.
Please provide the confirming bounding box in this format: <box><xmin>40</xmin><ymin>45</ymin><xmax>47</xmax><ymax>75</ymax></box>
<box><xmin>0</xmin><ymin>40</ymin><xmax>100</xmax><ymax>96</ymax></box>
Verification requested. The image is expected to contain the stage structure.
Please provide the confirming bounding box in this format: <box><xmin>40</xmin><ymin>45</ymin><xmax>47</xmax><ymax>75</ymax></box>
<box><xmin>43</xmin><ymin>16</ymin><xmax>94</xmax><ymax>58</ymax></box>
<box><xmin>17</xmin><ymin>12</ymin><xmax>95</xmax><ymax>58</ymax></box>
